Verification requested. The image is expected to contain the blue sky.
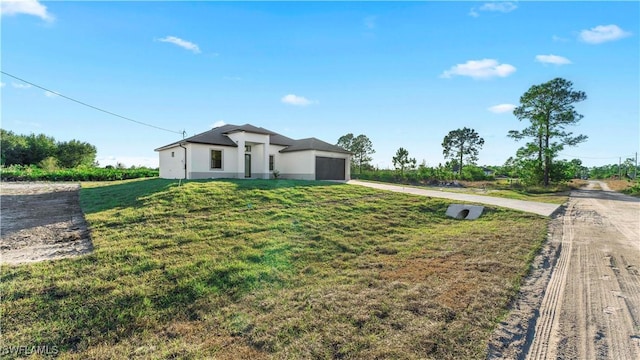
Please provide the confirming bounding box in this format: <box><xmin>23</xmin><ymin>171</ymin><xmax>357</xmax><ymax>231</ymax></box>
<box><xmin>1</xmin><ymin>1</ymin><xmax>638</xmax><ymax>168</ymax></box>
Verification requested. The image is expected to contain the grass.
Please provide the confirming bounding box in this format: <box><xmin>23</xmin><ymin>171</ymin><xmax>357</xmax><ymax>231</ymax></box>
<box><xmin>356</xmin><ymin>178</ymin><xmax>570</xmax><ymax>204</ymax></box>
<box><xmin>0</xmin><ymin>178</ymin><xmax>548</xmax><ymax>359</ymax></box>
<box><xmin>602</xmin><ymin>179</ymin><xmax>640</xmax><ymax>196</ymax></box>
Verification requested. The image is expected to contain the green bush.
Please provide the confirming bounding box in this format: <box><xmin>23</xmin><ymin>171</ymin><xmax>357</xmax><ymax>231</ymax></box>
<box><xmin>0</xmin><ymin>165</ymin><xmax>159</xmax><ymax>182</ymax></box>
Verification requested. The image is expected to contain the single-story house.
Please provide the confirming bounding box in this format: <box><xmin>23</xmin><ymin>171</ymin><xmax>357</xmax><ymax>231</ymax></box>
<box><xmin>155</xmin><ymin>124</ymin><xmax>352</xmax><ymax>181</ymax></box>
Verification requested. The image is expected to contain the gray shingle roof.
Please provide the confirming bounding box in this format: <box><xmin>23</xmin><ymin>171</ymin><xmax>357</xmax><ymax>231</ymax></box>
<box><xmin>155</xmin><ymin>124</ymin><xmax>350</xmax><ymax>154</ymax></box>
<box><xmin>279</xmin><ymin>137</ymin><xmax>351</xmax><ymax>154</ymax></box>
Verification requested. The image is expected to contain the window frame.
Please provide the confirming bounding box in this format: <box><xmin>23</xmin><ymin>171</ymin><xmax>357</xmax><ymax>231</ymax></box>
<box><xmin>269</xmin><ymin>155</ymin><xmax>274</xmax><ymax>171</ymax></box>
<box><xmin>210</xmin><ymin>149</ymin><xmax>223</xmax><ymax>170</ymax></box>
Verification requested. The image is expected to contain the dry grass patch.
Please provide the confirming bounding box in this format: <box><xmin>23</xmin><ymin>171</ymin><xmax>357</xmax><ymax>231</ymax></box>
<box><xmin>1</xmin><ymin>179</ymin><xmax>547</xmax><ymax>359</ymax></box>
<box><xmin>603</xmin><ymin>179</ymin><xmax>632</xmax><ymax>191</ymax></box>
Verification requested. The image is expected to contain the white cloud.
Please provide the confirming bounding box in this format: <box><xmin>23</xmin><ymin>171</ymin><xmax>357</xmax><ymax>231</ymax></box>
<box><xmin>14</xmin><ymin>120</ymin><xmax>42</xmax><ymax>128</ymax></box>
<box><xmin>0</xmin><ymin>82</ymin><xmax>5</xmax><ymax>88</ymax></box>
<box><xmin>157</xmin><ymin>36</ymin><xmax>201</xmax><ymax>53</ymax></box>
<box><xmin>440</xmin><ymin>59</ymin><xmax>516</xmax><ymax>80</ymax></box>
<box><xmin>363</xmin><ymin>15</ymin><xmax>377</xmax><ymax>29</ymax></box>
<box><xmin>579</xmin><ymin>24</ymin><xmax>631</xmax><ymax>44</ymax></box>
<box><xmin>470</xmin><ymin>2</ymin><xmax>517</xmax><ymax>17</ymax></box>
<box><xmin>281</xmin><ymin>94</ymin><xmax>314</xmax><ymax>106</ymax></box>
<box><xmin>0</xmin><ymin>0</ymin><xmax>54</xmax><ymax>22</ymax></box>
<box><xmin>480</xmin><ymin>2</ymin><xmax>517</xmax><ymax>13</ymax></box>
<box><xmin>12</xmin><ymin>82</ymin><xmax>32</xmax><ymax>89</ymax></box>
<box><xmin>44</xmin><ymin>91</ymin><xmax>58</xmax><ymax>97</ymax></box>
<box><xmin>211</xmin><ymin>120</ymin><xmax>226</xmax><ymax>128</ymax></box>
<box><xmin>488</xmin><ymin>104</ymin><xmax>516</xmax><ymax>113</ymax></box>
<box><xmin>552</xmin><ymin>35</ymin><xmax>569</xmax><ymax>42</ymax></box>
<box><xmin>535</xmin><ymin>54</ymin><xmax>572</xmax><ymax>65</ymax></box>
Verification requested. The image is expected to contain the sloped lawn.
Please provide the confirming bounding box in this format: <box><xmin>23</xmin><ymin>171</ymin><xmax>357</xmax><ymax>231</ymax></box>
<box><xmin>1</xmin><ymin>179</ymin><xmax>547</xmax><ymax>359</ymax></box>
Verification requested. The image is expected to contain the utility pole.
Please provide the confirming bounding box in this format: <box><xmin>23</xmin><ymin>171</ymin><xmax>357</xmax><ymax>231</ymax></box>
<box><xmin>635</xmin><ymin>152</ymin><xmax>638</xmax><ymax>180</ymax></box>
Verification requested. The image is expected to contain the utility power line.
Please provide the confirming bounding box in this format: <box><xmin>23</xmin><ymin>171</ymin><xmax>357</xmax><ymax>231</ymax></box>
<box><xmin>1</xmin><ymin>71</ymin><xmax>182</xmax><ymax>135</ymax></box>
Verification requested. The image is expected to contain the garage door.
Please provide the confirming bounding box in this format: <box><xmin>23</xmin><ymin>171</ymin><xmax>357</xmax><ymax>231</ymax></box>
<box><xmin>315</xmin><ymin>157</ymin><xmax>345</xmax><ymax>180</ymax></box>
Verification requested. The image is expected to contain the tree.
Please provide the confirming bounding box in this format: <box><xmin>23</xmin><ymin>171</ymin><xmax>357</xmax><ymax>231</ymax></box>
<box><xmin>509</xmin><ymin>78</ymin><xmax>587</xmax><ymax>186</ymax></box>
<box><xmin>336</xmin><ymin>133</ymin><xmax>354</xmax><ymax>152</ymax></box>
<box><xmin>25</xmin><ymin>133</ymin><xmax>57</xmax><ymax>165</ymax></box>
<box><xmin>56</xmin><ymin>140</ymin><xmax>97</xmax><ymax>168</ymax></box>
<box><xmin>0</xmin><ymin>129</ymin><xmax>98</xmax><ymax>168</ymax></box>
<box><xmin>0</xmin><ymin>130</ymin><xmax>56</xmax><ymax>165</ymax></box>
<box><xmin>392</xmin><ymin>147</ymin><xmax>416</xmax><ymax>175</ymax></box>
<box><xmin>441</xmin><ymin>127</ymin><xmax>484</xmax><ymax>177</ymax></box>
<box><xmin>337</xmin><ymin>133</ymin><xmax>375</xmax><ymax>174</ymax></box>
<box><xmin>1</xmin><ymin>129</ymin><xmax>28</xmax><ymax>165</ymax></box>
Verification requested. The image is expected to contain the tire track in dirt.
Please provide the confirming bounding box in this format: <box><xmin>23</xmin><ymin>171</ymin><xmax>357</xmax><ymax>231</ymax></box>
<box><xmin>525</xmin><ymin>201</ymin><xmax>575</xmax><ymax>360</ymax></box>
<box><xmin>525</xmin><ymin>182</ymin><xmax>640</xmax><ymax>360</ymax></box>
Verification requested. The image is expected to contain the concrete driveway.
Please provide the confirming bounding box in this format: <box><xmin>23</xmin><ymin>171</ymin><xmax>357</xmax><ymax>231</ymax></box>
<box><xmin>348</xmin><ymin>180</ymin><xmax>562</xmax><ymax>217</ymax></box>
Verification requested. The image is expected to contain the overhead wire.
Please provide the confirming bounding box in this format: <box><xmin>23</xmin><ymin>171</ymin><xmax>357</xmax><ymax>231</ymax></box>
<box><xmin>1</xmin><ymin>70</ymin><xmax>183</xmax><ymax>135</ymax></box>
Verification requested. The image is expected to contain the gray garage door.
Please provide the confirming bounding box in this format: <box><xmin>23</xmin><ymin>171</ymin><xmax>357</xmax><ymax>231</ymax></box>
<box><xmin>315</xmin><ymin>157</ymin><xmax>345</xmax><ymax>180</ymax></box>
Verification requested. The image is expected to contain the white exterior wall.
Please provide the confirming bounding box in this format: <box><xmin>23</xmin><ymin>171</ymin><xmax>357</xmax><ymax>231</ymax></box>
<box><xmin>278</xmin><ymin>151</ymin><xmax>316</xmax><ymax>180</ymax></box>
<box><xmin>188</xmin><ymin>143</ymin><xmax>238</xmax><ymax>179</ymax></box>
<box><xmin>158</xmin><ymin>146</ymin><xmax>186</xmax><ymax>179</ymax></box>
<box><xmin>268</xmin><ymin>145</ymin><xmax>287</xmax><ymax>177</ymax></box>
<box><xmin>226</xmin><ymin>132</ymin><xmax>271</xmax><ymax>179</ymax></box>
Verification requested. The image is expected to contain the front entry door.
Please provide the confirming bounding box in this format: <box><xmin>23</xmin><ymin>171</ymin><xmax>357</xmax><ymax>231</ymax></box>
<box><xmin>244</xmin><ymin>154</ymin><xmax>251</xmax><ymax>178</ymax></box>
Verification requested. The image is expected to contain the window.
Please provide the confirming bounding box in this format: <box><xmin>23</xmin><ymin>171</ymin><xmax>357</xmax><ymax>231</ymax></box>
<box><xmin>269</xmin><ymin>155</ymin><xmax>274</xmax><ymax>171</ymax></box>
<box><xmin>245</xmin><ymin>145</ymin><xmax>252</xmax><ymax>152</ymax></box>
<box><xmin>211</xmin><ymin>150</ymin><xmax>222</xmax><ymax>169</ymax></box>
<box><xmin>171</xmin><ymin>151</ymin><xmax>175</xmax><ymax>158</ymax></box>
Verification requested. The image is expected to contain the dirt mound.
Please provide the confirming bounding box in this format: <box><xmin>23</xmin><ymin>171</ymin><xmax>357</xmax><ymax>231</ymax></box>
<box><xmin>1</xmin><ymin>183</ymin><xmax>93</xmax><ymax>265</ymax></box>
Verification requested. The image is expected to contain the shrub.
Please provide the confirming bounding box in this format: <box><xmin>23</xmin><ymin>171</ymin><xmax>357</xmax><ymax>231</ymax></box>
<box><xmin>38</xmin><ymin>157</ymin><xmax>59</xmax><ymax>171</ymax></box>
<box><xmin>0</xmin><ymin>166</ymin><xmax>159</xmax><ymax>182</ymax></box>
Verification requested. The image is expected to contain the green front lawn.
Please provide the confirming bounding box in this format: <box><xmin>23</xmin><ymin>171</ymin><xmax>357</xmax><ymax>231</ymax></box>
<box><xmin>1</xmin><ymin>178</ymin><xmax>547</xmax><ymax>359</ymax></box>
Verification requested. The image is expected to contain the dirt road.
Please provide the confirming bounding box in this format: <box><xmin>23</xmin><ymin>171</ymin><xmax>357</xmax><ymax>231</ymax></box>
<box><xmin>523</xmin><ymin>181</ymin><xmax>640</xmax><ymax>359</ymax></box>
<box><xmin>0</xmin><ymin>183</ymin><xmax>92</xmax><ymax>265</ymax></box>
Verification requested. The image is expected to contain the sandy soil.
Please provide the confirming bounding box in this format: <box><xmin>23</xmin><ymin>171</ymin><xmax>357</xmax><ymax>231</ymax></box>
<box><xmin>489</xmin><ymin>181</ymin><xmax>640</xmax><ymax>359</ymax></box>
<box><xmin>1</xmin><ymin>183</ymin><xmax>93</xmax><ymax>266</ymax></box>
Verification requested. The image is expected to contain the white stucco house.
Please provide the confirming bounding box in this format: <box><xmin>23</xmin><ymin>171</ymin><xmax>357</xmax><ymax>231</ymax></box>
<box><xmin>155</xmin><ymin>124</ymin><xmax>352</xmax><ymax>181</ymax></box>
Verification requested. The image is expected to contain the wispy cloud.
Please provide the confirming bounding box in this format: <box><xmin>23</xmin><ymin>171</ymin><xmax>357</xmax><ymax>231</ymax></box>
<box><xmin>14</xmin><ymin>120</ymin><xmax>42</xmax><ymax>128</ymax></box>
<box><xmin>281</xmin><ymin>94</ymin><xmax>314</xmax><ymax>106</ymax></box>
<box><xmin>363</xmin><ymin>15</ymin><xmax>377</xmax><ymax>29</ymax></box>
<box><xmin>223</xmin><ymin>76</ymin><xmax>242</xmax><ymax>81</ymax></box>
<box><xmin>44</xmin><ymin>91</ymin><xmax>58</xmax><ymax>98</ymax></box>
<box><xmin>157</xmin><ymin>36</ymin><xmax>201</xmax><ymax>53</ymax></box>
<box><xmin>552</xmin><ymin>35</ymin><xmax>570</xmax><ymax>42</ymax></box>
<box><xmin>440</xmin><ymin>59</ymin><xmax>516</xmax><ymax>80</ymax></box>
<box><xmin>0</xmin><ymin>82</ymin><xmax>5</xmax><ymax>88</ymax></box>
<box><xmin>0</xmin><ymin>0</ymin><xmax>54</xmax><ymax>22</ymax></box>
<box><xmin>470</xmin><ymin>2</ymin><xmax>517</xmax><ymax>17</ymax></box>
<box><xmin>488</xmin><ymin>104</ymin><xmax>516</xmax><ymax>114</ymax></box>
<box><xmin>579</xmin><ymin>24</ymin><xmax>631</xmax><ymax>44</ymax></box>
<box><xmin>211</xmin><ymin>120</ymin><xmax>226</xmax><ymax>128</ymax></box>
<box><xmin>12</xmin><ymin>82</ymin><xmax>32</xmax><ymax>89</ymax></box>
<box><xmin>535</xmin><ymin>54</ymin><xmax>572</xmax><ymax>65</ymax></box>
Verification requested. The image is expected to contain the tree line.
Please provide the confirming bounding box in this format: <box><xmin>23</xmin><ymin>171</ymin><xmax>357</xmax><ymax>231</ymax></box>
<box><xmin>1</xmin><ymin>129</ymin><xmax>97</xmax><ymax>169</ymax></box>
<box><xmin>337</xmin><ymin>77</ymin><xmax>598</xmax><ymax>186</ymax></box>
